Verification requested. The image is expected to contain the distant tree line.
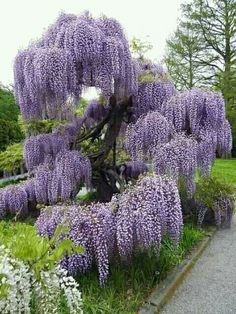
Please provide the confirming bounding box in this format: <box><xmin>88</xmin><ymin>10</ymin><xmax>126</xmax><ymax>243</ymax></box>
<box><xmin>0</xmin><ymin>85</ymin><xmax>24</xmax><ymax>151</ymax></box>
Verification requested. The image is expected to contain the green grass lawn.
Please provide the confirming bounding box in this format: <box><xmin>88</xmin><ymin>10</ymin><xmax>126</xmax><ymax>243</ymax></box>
<box><xmin>212</xmin><ymin>158</ymin><xmax>236</xmax><ymax>187</ymax></box>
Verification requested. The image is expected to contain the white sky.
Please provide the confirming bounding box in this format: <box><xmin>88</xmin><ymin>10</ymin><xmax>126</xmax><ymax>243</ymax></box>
<box><xmin>0</xmin><ymin>0</ymin><xmax>186</xmax><ymax>87</ymax></box>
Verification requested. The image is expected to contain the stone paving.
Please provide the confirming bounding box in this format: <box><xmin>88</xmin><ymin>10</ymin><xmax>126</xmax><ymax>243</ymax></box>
<box><xmin>161</xmin><ymin>216</ymin><xmax>236</xmax><ymax>314</ymax></box>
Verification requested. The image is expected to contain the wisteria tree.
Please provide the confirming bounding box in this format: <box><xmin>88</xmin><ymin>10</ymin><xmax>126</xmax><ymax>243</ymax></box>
<box><xmin>0</xmin><ymin>12</ymin><xmax>232</xmax><ymax>284</ymax></box>
<box><xmin>0</xmin><ymin>10</ymin><xmax>232</xmax><ymax>212</ymax></box>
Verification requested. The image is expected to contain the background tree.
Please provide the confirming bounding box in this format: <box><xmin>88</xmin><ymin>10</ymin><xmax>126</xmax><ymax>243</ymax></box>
<box><xmin>130</xmin><ymin>37</ymin><xmax>153</xmax><ymax>61</ymax></box>
<box><xmin>165</xmin><ymin>21</ymin><xmax>216</xmax><ymax>90</ymax></box>
<box><xmin>165</xmin><ymin>0</ymin><xmax>236</xmax><ymax>154</ymax></box>
<box><xmin>0</xmin><ymin>85</ymin><xmax>24</xmax><ymax>151</ymax></box>
<box><xmin>184</xmin><ymin>0</ymin><xmax>236</xmax><ymax>105</ymax></box>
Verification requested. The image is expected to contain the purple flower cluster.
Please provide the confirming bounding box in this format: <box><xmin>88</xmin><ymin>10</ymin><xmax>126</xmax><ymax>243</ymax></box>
<box><xmin>0</xmin><ymin>184</ymin><xmax>30</xmax><ymax>218</ymax></box>
<box><xmin>153</xmin><ymin>134</ymin><xmax>198</xmax><ymax>196</ymax></box>
<box><xmin>53</xmin><ymin>117</ymin><xmax>85</xmax><ymax>143</ymax></box>
<box><xmin>125</xmin><ymin>111</ymin><xmax>174</xmax><ymax>159</ymax></box>
<box><xmin>216</xmin><ymin>119</ymin><xmax>232</xmax><ymax>157</ymax></box>
<box><xmin>129</xmin><ymin>61</ymin><xmax>175</xmax><ymax>120</ymax></box>
<box><xmin>115</xmin><ymin>175</ymin><xmax>183</xmax><ymax>258</ymax></box>
<box><xmin>37</xmin><ymin>203</ymin><xmax>115</xmax><ymax>286</ymax></box>
<box><xmin>84</xmin><ymin>100</ymin><xmax>108</xmax><ymax>127</ymax></box>
<box><xmin>14</xmin><ymin>12</ymin><xmax>137</xmax><ymax>120</ymax></box>
<box><xmin>119</xmin><ymin>160</ymin><xmax>148</xmax><ymax>179</ymax></box>
<box><xmin>36</xmin><ymin>175</ymin><xmax>183</xmax><ymax>285</ymax></box>
<box><xmin>33</xmin><ymin>150</ymin><xmax>92</xmax><ymax>205</ymax></box>
<box><xmin>125</xmin><ymin>86</ymin><xmax>232</xmax><ymax>196</ymax></box>
<box><xmin>162</xmin><ymin>89</ymin><xmax>226</xmax><ymax>135</ymax></box>
<box><xmin>24</xmin><ymin>133</ymin><xmax>69</xmax><ymax>171</ymax></box>
<box><xmin>133</xmin><ymin>80</ymin><xmax>175</xmax><ymax>119</ymax></box>
<box><xmin>197</xmin><ymin>129</ymin><xmax>217</xmax><ymax>176</ymax></box>
<box><xmin>213</xmin><ymin>196</ymin><xmax>235</xmax><ymax>228</ymax></box>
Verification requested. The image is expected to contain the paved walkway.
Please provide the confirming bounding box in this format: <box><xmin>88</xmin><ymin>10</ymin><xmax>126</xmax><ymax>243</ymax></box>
<box><xmin>161</xmin><ymin>216</ymin><xmax>236</xmax><ymax>314</ymax></box>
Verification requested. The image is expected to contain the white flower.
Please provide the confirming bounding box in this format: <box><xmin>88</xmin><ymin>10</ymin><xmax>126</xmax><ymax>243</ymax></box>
<box><xmin>0</xmin><ymin>246</ymin><xmax>83</xmax><ymax>313</ymax></box>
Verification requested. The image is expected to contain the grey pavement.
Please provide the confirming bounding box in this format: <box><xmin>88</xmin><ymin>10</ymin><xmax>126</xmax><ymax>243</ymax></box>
<box><xmin>161</xmin><ymin>216</ymin><xmax>236</xmax><ymax>314</ymax></box>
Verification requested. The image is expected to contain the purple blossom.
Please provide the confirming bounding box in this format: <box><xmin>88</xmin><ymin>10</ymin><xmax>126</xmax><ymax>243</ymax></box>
<box><xmin>119</xmin><ymin>160</ymin><xmax>148</xmax><ymax>179</ymax></box>
<box><xmin>14</xmin><ymin>12</ymin><xmax>136</xmax><ymax>120</ymax></box>
<box><xmin>162</xmin><ymin>88</ymin><xmax>226</xmax><ymax>136</ymax></box>
<box><xmin>125</xmin><ymin>111</ymin><xmax>174</xmax><ymax>159</ymax></box>
<box><xmin>153</xmin><ymin>133</ymin><xmax>198</xmax><ymax>196</ymax></box>
<box><xmin>0</xmin><ymin>185</ymin><xmax>28</xmax><ymax>218</ymax></box>
<box><xmin>24</xmin><ymin>133</ymin><xmax>69</xmax><ymax>171</ymax></box>
<box><xmin>35</xmin><ymin>175</ymin><xmax>183</xmax><ymax>285</ymax></box>
<box><xmin>84</xmin><ymin>100</ymin><xmax>108</xmax><ymax>127</ymax></box>
<box><xmin>133</xmin><ymin>80</ymin><xmax>175</xmax><ymax>119</ymax></box>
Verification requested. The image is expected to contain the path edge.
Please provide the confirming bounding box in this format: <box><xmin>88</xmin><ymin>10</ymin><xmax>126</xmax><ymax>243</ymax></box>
<box><xmin>138</xmin><ymin>228</ymin><xmax>217</xmax><ymax>314</ymax></box>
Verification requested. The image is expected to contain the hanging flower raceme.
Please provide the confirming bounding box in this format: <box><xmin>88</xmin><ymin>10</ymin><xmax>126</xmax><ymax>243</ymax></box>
<box><xmin>130</xmin><ymin>61</ymin><xmax>175</xmax><ymax>120</ymax></box>
<box><xmin>37</xmin><ymin>203</ymin><xmax>116</xmax><ymax>286</ymax></box>
<box><xmin>0</xmin><ymin>245</ymin><xmax>83</xmax><ymax>314</ymax></box>
<box><xmin>0</xmin><ymin>185</ymin><xmax>28</xmax><ymax>218</ymax></box>
<box><xmin>213</xmin><ymin>196</ymin><xmax>235</xmax><ymax>228</ymax></box>
<box><xmin>36</xmin><ymin>175</ymin><xmax>183</xmax><ymax>285</ymax></box>
<box><xmin>32</xmin><ymin>149</ymin><xmax>92</xmax><ymax>205</ymax></box>
<box><xmin>216</xmin><ymin>119</ymin><xmax>232</xmax><ymax>157</ymax></box>
<box><xmin>133</xmin><ymin>80</ymin><xmax>175</xmax><ymax>119</ymax></box>
<box><xmin>197</xmin><ymin>129</ymin><xmax>217</xmax><ymax>176</ymax></box>
<box><xmin>14</xmin><ymin>47</ymin><xmax>78</xmax><ymax>120</ymax></box>
<box><xmin>114</xmin><ymin>175</ymin><xmax>183</xmax><ymax>260</ymax></box>
<box><xmin>119</xmin><ymin>160</ymin><xmax>148</xmax><ymax>179</ymax></box>
<box><xmin>125</xmin><ymin>111</ymin><xmax>174</xmax><ymax>159</ymax></box>
<box><xmin>24</xmin><ymin>133</ymin><xmax>69</xmax><ymax>172</ymax></box>
<box><xmin>84</xmin><ymin>100</ymin><xmax>109</xmax><ymax>127</ymax></box>
<box><xmin>162</xmin><ymin>88</ymin><xmax>226</xmax><ymax>136</ymax></box>
<box><xmin>153</xmin><ymin>133</ymin><xmax>198</xmax><ymax>195</ymax></box>
<box><xmin>14</xmin><ymin>12</ymin><xmax>137</xmax><ymax>121</ymax></box>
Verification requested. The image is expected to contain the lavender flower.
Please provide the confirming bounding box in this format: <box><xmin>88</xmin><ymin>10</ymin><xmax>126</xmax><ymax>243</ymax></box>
<box><xmin>125</xmin><ymin>111</ymin><xmax>174</xmax><ymax>159</ymax></box>
<box><xmin>35</xmin><ymin>175</ymin><xmax>183</xmax><ymax>285</ymax></box>
<box><xmin>119</xmin><ymin>160</ymin><xmax>148</xmax><ymax>179</ymax></box>
<box><xmin>0</xmin><ymin>185</ymin><xmax>28</xmax><ymax>218</ymax></box>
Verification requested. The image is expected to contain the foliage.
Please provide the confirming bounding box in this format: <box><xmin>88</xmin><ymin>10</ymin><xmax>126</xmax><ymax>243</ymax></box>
<box><xmin>0</xmin><ymin>143</ymin><xmax>24</xmax><ymax>174</ymax></box>
<box><xmin>166</xmin><ymin>0</ymin><xmax>236</xmax><ymax>98</ymax></box>
<box><xmin>0</xmin><ymin>86</ymin><xmax>24</xmax><ymax>151</ymax></box>
<box><xmin>75</xmin><ymin>97</ymin><xmax>89</xmax><ymax>117</ymax></box>
<box><xmin>19</xmin><ymin>116</ymin><xmax>63</xmax><ymax>136</ymax></box>
<box><xmin>0</xmin><ymin>86</ymin><xmax>19</xmax><ymax>121</ymax></box>
<box><xmin>165</xmin><ymin>21</ymin><xmax>213</xmax><ymax>90</ymax></box>
<box><xmin>195</xmin><ymin>175</ymin><xmax>235</xmax><ymax>209</ymax></box>
<box><xmin>130</xmin><ymin>37</ymin><xmax>153</xmax><ymax>60</ymax></box>
<box><xmin>0</xmin><ymin>221</ymin><xmax>83</xmax><ymax>313</ymax></box>
<box><xmin>0</xmin><ymin>119</ymin><xmax>23</xmax><ymax>152</ymax></box>
<box><xmin>194</xmin><ymin>175</ymin><xmax>235</xmax><ymax>227</ymax></box>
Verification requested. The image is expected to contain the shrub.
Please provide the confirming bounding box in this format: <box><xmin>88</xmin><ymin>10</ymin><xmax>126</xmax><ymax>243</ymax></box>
<box><xmin>0</xmin><ymin>143</ymin><xmax>24</xmax><ymax>176</ymax></box>
<box><xmin>194</xmin><ymin>175</ymin><xmax>235</xmax><ymax>227</ymax></box>
<box><xmin>36</xmin><ymin>175</ymin><xmax>183</xmax><ymax>285</ymax></box>
<box><xmin>0</xmin><ymin>221</ymin><xmax>83</xmax><ymax>313</ymax></box>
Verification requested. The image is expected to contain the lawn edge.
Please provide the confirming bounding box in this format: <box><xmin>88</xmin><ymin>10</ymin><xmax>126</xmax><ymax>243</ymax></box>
<box><xmin>138</xmin><ymin>227</ymin><xmax>217</xmax><ymax>314</ymax></box>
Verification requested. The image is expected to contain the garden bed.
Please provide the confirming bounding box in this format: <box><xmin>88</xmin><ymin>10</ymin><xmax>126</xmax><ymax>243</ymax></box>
<box><xmin>0</xmin><ymin>220</ymin><xmax>204</xmax><ymax>314</ymax></box>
